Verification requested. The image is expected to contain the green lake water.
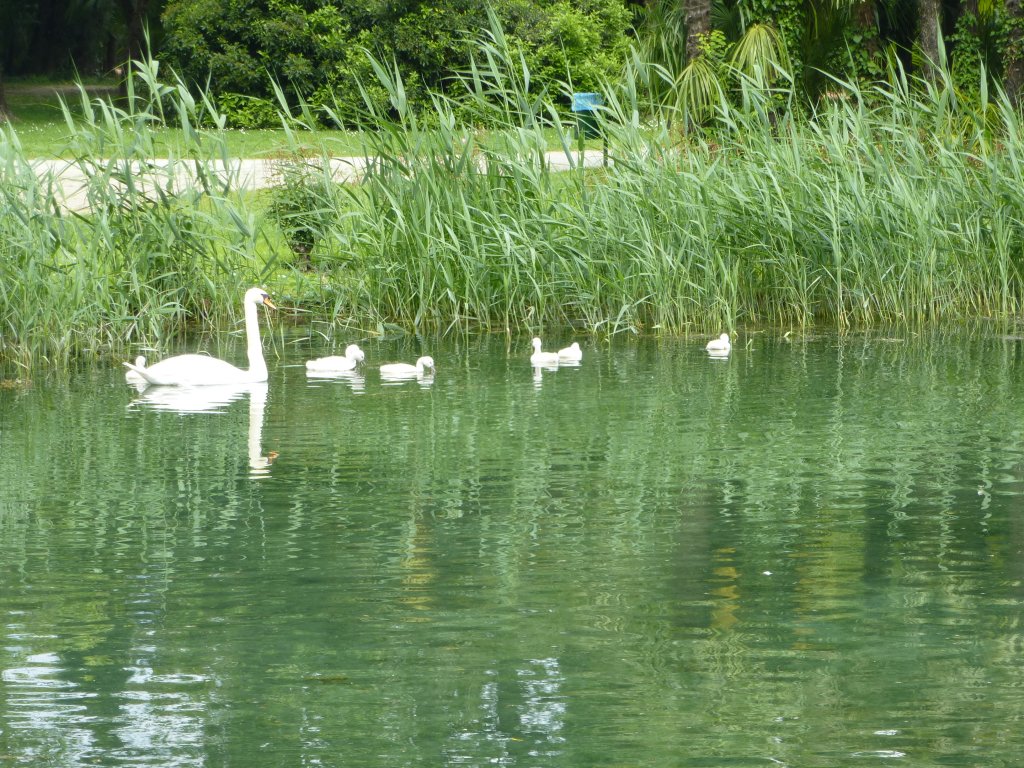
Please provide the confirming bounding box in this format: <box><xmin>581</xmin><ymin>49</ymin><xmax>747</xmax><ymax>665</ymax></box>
<box><xmin>3</xmin><ymin>329</ymin><xmax>1024</xmax><ymax>767</ymax></box>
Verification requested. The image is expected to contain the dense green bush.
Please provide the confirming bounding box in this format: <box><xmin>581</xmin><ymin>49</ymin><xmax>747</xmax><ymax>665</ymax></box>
<box><xmin>161</xmin><ymin>0</ymin><xmax>632</xmax><ymax>127</ymax></box>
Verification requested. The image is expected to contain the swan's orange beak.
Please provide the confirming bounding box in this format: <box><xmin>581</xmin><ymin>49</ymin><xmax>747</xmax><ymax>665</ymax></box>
<box><xmin>262</xmin><ymin>295</ymin><xmax>277</xmax><ymax>310</ymax></box>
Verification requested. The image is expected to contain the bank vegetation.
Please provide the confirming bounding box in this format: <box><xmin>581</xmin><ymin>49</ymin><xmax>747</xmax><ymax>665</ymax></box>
<box><xmin>1</xmin><ymin>29</ymin><xmax>1023</xmax><ymax>373</ymax></box>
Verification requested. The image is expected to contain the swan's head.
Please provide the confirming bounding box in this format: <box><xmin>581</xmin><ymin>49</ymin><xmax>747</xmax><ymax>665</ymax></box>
<box><xmin>417</xmin><ymin>356</ymin><xmax>435</xmax><ymax>370</ymax></box>
<box><xmin>719</xmin><ymin>333</ymin><xmax>729</xmax><ymax>343</ymax></box>
<box><xmin>345</xmin><ymin>344</ymin><xmax>365</xmax><ymax>362</ymax></box>
<box><xmin>568</xmin><ymin>343</ymin><xmax>580</xmax><ymax>352</ymax></box>
<box><xmin>532</xmin><ymin>337</ymin><xmax>543</xmax><ymax>351</ymax></box>
<box><xmin>245</xmin><ymin>287</ymin><xmax>276</xmax><ymax>309</ymax></box>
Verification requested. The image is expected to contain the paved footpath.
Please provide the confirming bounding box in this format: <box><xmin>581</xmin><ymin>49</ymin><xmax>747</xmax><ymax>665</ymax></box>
<box><xmin>23</xmin><ymin>149</ymin><xmax>610</xmax><ymax>213</ymax></box>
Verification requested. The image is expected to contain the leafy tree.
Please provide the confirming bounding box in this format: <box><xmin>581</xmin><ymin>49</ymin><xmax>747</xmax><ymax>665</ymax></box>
<box><xmin>160</xmin><ymin>0</ymin><xmax>631</xmax><ymax>127</ymax></box>
<box><xmin>0</xmin><ymin>0</ymin><xmax>37</xmax><ymax>120</ymax></box>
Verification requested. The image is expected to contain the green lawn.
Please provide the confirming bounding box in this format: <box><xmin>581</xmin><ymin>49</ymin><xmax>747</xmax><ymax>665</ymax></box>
<box><xmin>3</xmin><ymin>79</ymin><xmax>603</xmax><ymax>159</ymax></box>
<box><xmin>3</xmin><ymin>80</ymin><xmax>368</xmax><ymax>158</ymax></box>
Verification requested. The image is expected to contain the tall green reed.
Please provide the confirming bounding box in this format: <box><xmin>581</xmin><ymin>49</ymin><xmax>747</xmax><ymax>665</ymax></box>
<box><xmin>4</xmin><ymin>22</ymin><xmax>1024</xmax><ymax>374</ymax></box>
<box><xmin>293</xmin><ymin>33</ymin><xmax>1024</xmax><ymax>336</ymax></box>
<box><xmin>0</xmin><ymin>58</ymin><xmax>275</xmax><ymax>373</ymax></box>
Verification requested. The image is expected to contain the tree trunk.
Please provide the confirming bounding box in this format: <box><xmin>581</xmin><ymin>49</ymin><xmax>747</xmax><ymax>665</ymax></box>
<box><xmin>1006</xmin><ymin>0</ymin><xmax>1024</xmax><ymax>104</ymax></box>
<box><xmin>0</xmin><ymin>63</ymin><xmax>10</xmax><ymax>123</ymax></box>
<box><xmin>684</xmin><ymin>0</ymin><xmax>712</xmax><ymax>62</ymax></box>
<box><xmin>853</xmin><ymin>0</ymin><xmax>880</xmax><ymax>60</ymax></box>
<box><xmin>118</xmin><ymin>0</ymin><xmax>149</xmax><ymax>63</ymax></box>
<box><xmin>918</xmin><ymin>0</ymin><xmax>943</xmax><ymax>80</ymax></box>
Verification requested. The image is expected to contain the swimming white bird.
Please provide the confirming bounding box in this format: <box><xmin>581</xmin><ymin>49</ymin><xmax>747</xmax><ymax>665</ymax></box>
<box><xmin>558</xmin><ymin>342</ymin><xmax>582</xmax><ymax>361</ymax></box>
<box><xmin>305</xmin><ymin>343</ymin><xmax>366</xmax><ymax>373</ymax></box>
<box><xmin>125</xmin><ymin>355</ymin><xmax>147</xmax><ymax>384</ymax></box>
<box><xmin>530</xmin><ymin>337</ymin><xmax>560</xmax><ymax>366</ymax></box>
<box><xmin>706</xmin><ymin>333</ymin><xmax>731</xmax><ymax>354</ymax></box>
<box><xmin>123</xmin><ymin>287</ymin><xmax>276</xmax><ymax>386</ymax></box>
<box><xmin>380</xmin><ymin>356</ymin><xmax>435</xmax><ymax>377</ymax></box>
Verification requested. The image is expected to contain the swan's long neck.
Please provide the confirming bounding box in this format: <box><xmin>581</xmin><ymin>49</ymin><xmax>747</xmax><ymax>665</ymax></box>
<box><xmin>245</xmin><ymin>299</ymin><xmax>268</xmax><ymax>379</ymax></box>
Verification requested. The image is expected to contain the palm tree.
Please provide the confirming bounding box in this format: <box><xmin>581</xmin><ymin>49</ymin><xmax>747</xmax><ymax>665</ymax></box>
<box><xmin>117</xmin><ymin>0</ymin><xmax>150</xmax><ymax>64</ymax></box>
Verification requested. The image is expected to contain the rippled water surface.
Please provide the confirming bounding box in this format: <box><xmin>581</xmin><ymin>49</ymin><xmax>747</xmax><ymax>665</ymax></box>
<box><xmin>3</xmin><ymin>330</ymin><xmax>1024</xmax><ymax>767</ymax></box>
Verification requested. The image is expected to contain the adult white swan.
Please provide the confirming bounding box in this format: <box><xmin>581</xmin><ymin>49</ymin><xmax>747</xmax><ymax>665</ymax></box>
<box><xmin>530</xmin><ymin>338</ymin><xmax>560</xmax><ymax>366</ymax></box>
<box><xmin>558</xmin><ymin>342</ymin><xmax>583</xmax><ymax>362</ymax></box>
<box><xmin>706</xmin><ymin>333</ymin><xmax>731</xmax><ymax>354</ymax></box>
<box><xmin>123</xmin><ymin>287</ymin><xmax>276</xmax><ymax>386</ymax></box>
<box><xmin>380</xmin><ymin>356</ymin><xmax>435</xmax><ymax>377</ymax></box>
<box><xmin>306</xmin><ymin>344</ymin><xmax>365</xmax><ymax>374</ymax></box>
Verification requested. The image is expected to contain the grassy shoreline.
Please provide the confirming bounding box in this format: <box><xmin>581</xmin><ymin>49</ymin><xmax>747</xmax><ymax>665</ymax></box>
<box><xmin>2</xmin><ymin>60</ymin><xmax>1024</xmax><ymax>375</ymax></box>
<box><xmin>4</xmin><ymin>80</ymin><xmax>368</xmax><ymax>159</ymax></box>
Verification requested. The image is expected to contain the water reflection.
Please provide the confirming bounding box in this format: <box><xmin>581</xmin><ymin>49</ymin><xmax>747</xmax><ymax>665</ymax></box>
<box><xmin>304</xmin><ymin>368</ymin><xmax>367</xmax><ymax>393</ymax></box>
<box><xmin>531</xmin><ymin>363</ymin><xmax>559</xmax><ymax>389</ymax></box>
<box><xmin>114</xmin><ymin>660</ymin><xmax>209</xmax><ymax>765</ymax></box>
<box><xmin>4</xmin><ymin>330</ymin><xmax>1024</xmax><ymax>767</ymax></box>
<box><xmin>129</xmin><ymin>383</ymin><xmax>253</xmax><ymax>413</ymax></box>
<box><xmin>380</xmin><ymin>371</ymin><xmax>435</xmax><ymax>388</ymax></box>
<box><xmin>128</xmin><ymin>382</ymin><xmax>275</xmax><ymax>475</ymax></box>
<box><xmin>2</xmin><ymin>650</ymin><xmax>97</xmax><ymax>766</ymax></box>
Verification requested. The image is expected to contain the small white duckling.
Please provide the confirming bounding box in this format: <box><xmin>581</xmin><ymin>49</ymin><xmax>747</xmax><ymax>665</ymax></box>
<box><xmin>557</xmin><ymin>342</ymin><xmax>583</xmax><ymax>362</ymax></box>
<box><xmin>530</xmin><ymin>337</ymin><xmax>560</xmax><ymax>366</ymax></box>
<box><xmin>706</xmin><ymin>333</ymin><xmax>731</xmax><ymax>354</ymax></box>
<box><xmin>306</xmin><ymin>343</ymin><xmax>366</xmax><ymax>373</ymax></box>
<box><xmin>380</xmin><ymin>356</ymin><xmax>435</xmax><ymax>377</ymax></box>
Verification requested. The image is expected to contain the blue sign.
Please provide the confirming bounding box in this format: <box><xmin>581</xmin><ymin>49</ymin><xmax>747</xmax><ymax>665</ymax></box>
<box><xmin>571</xmin><ymin>92</ymin><xmax>602</xmax><ymax>112</ymax></box>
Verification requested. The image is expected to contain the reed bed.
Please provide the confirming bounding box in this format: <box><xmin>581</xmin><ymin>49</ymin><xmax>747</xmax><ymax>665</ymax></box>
<box><xmin>0</xmin><ymin>62</ymin><xmax>274</xmax><ymax>374</ymax></box>
<box><xmin>299</xmin><ymin>50</ymin><xmax>1024</xmax><ymax>337</ymax></box>
<box><xmin>2</xmin><ymin>41</ymin><xmax>1023</xmax><ymax>373</ymax></box>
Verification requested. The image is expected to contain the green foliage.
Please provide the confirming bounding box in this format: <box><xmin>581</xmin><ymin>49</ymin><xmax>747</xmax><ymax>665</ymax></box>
<box><xmin>6</xmin><ymin>26</ymin><xmax>1024</xmax><ymax>372</ymax></box>
<box><xmin>214</xmin><ymin>92</ymin><xmax>280</xmax><ymax>130</ymax></box>
<box><xmin>160</xmin><ymin>0</ymin><xmax>632</xmax><ymax>126</ymax></box>
<box><xmin>280</xmin><ymin>39</ymin><xmax>1024</xmax><ymax>336</ymax></box>
<box><xmin>948</xmin><ymin>3</ymin><xmax>1011</xmax><ymax>94</ymax></box>
<box><xmin>266</xmin><ymin>155</ymin><xmax>345</xmax><ymax>271</ymax></box>
<box><xmin>0</xmin><ymin>57</ymin><xmax>274</xmax><ymax>371</ymax></box>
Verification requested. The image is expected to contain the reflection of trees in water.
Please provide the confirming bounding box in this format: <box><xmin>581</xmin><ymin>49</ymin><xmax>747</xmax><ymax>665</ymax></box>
<box><xmin>0</xmin><ymin>379</ymin><xmax>275</xmax><ymax>766</ymax></box>
<box><xmin>4</xmin><ymin>330</ymin><xmax>1024</xmax><ymax>763</ymax></box>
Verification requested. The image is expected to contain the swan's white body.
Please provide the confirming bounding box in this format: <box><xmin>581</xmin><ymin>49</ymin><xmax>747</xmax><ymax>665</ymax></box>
<box><xmin>123</xmin><ymin>287</ymin><xmax>276</xmax><ymax>386</ymax></box>
<box><xmin>380</xmin><ymin>356</ymin><xmax>435</xmax><ymax>377</ymax></box>
<box><xmin>306</xmin><ymin>344</ymin><xmax>365</xmax><ymax>373</ymax></box>
<box><xmin>706</xmin><ymin>333</ymin><xmax>731</xmax><ymax>354</ymax></box>
<box><xmin>530</xmin><ymin>338</ymin><xmax>560</xmax><ymax>366</ymax></box>
<box><xmin>558</xmin><ymin>342</ymin><xmax>583</xmax><ymax>361</ymax></box>
<box><xmin>125</xmin><ymin>355</ymin><xmax>147</xmax><ymax>384</ymax></box>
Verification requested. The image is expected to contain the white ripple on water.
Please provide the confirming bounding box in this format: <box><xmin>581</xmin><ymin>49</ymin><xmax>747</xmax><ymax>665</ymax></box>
<box><xmin>110</xmin><ymin>664</ymin><xmax>211</xmax><ymax>765</ymax></box>
<box><xmin>851</xmin><ymin>750</ymin><xmax>908</xmax><ymax>758</ymax></box>
<box><xmin>2</xmin><ymin>651</ymin><xmax>99</xmax><ymax>764</ymax></box>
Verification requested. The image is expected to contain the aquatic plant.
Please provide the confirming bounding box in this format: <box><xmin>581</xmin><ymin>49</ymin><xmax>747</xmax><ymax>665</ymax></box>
<box><xmin>3</xmin><ymin>23</ymin><xmax>1024</xmax><ymax>373</ymax></box>
<box><xmin>0</xmin><ymin>58</ymin><xmax>275</xmax><ymax>373</ymax></box>
<box><xmin>297</xmin><ymin>33</ymin><xmax>1024</xmax><ymax>336</ymax></box>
